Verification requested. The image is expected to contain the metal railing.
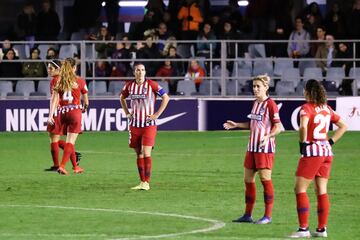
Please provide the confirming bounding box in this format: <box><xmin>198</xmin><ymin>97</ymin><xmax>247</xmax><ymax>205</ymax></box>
<box><xmin>1</xmin><ymin>39</ymin><xmax>359</xmax><ymax>97</ymax></box>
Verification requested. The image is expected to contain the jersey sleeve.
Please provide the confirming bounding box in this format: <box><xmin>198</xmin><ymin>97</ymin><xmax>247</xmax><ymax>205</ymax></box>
<box><xmin>329</xmin><ymin>105</ymin><xmax>340</xmax><ymax>123</ymax></box>
<box><xmin>268</xmin><ymin>99</ymin><xmax>281</xmax><ymax>124</ymax></box>
<box><xmin>148</xmin><ymin>79</ymin><xmax>166</xmax><ymax>97</ymax></box>
<box><xmin>120</xmin><ymin>81</ymin><xmax>130</xmax><ymax>98</ymax></box>
<box><xmin>79</xmin><ymin>78</ymin><xmax>88</xmax><ymax>94</ymax></box>
<box><xmin>300</xmin><ymin>104</ymin><xmax>311</xmax><ymax>119</ymax></box>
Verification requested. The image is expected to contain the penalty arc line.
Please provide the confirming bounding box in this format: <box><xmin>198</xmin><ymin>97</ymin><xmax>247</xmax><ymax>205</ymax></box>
<box><xmin>0</xmin><ymin>204</ymin><xmax>226</xmax><ymax>240</ymax></box>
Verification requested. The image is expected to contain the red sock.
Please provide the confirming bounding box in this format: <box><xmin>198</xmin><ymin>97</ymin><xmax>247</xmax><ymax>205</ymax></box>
<box><xmin>245</xmin><ymin>182</ymin><xmax>256</xmax><ymax>216</ymax></box>
<box><xmin>137</xmin><ymin>157</ymin><xmax>145</xmax><ymax>182</ymax></box>
<box><xmin>296</xmin><ymin>192</ymin><xmax>310</xmax><ymax>229</ymax></box>
<box><xmin>59</xmin><ymin>140</ymin><xmax>76</xmax><ymax>167</ymax></box>
<box><xmin>261</xmin><ymin>180</ymin><xmax>274</xmax><ymax>217</ymax></box>
<box><xmin>144</xmin><ymin>156</ymin><xmax>152</xmax><ymax>183</ymax></box>
<box><xmin>50</xmin><ymin>142</ymin><xmax>59</xmax><ymax>167</ymax></box>
<box><xmin>58</xmin><ymin>140</ymin><xmax>66</xmax><ymax>149</ymax></box>
<box><xmin>60</xmin><ymin>143</ymin><xmax>74</xmax><ymax>168</ymax></box>
<box><xmin>317</xmin><ymin>193</ymin><xmax>330</xmax><ymax>229</ymax></box>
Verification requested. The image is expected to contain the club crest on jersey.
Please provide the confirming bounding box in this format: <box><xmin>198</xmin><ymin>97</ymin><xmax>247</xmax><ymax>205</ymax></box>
<box><xmin>259</xmin><ymin>107</ymin><xmax>265</xmax><ymax>115</ymax></box>
<box><xmin>142</xmin><ymin>87</ymin><xmax>147</xmax><ymax>94</ymax></box>
<box><xmin>247</xmin><ymin>114</ymin><xmax>262</xmax><ymax>121</ymax></box>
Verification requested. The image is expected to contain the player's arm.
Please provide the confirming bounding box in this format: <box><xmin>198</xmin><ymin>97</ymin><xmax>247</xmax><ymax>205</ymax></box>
<box><xmin>299</xmin><ymin>114</ymin><xmax>310</xmax><ymax>154</ymax></box>
<box><xmin>260</xmin><ymin>122</ymin><xmax>282</xmax><ymax>147</ymax></box>
<box><xmin>120</xmin><ymin>93</ymin><xmax>132</xmax><ymax>119</ymax></box>
<box><xmin>299</xmin><ymin>114</ymin><xmax>309</xmax><ymax>142</ymax></box>
<box><xmin>329</xmin><ymin>119</ymin><xmax>347</xmax><ymax>145</ymax></box>
<box><xmin>223</xmin><ymin>120</ymin><xmax>250</xmax><ymax>130</ymax></box>
<box><xmin>82</xmin><ymin>93</ymin><xmax>89</xmax><ymax>112</ymax></box>
<box><xmin>48</xmin><ymin>91</ymin><xmax>59</xmax><ymax>125</ymax></box>
<box><xmin>147</xmin><ymin>93</ymin><xmax>170</xmax><ymax>121</ymax></box>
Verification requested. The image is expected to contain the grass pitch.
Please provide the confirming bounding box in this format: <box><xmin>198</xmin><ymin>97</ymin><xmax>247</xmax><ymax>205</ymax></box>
<box><xmin>0</xmin><ymin>131</ymin><xmax>359</xmax><ymax>239</ymax></box>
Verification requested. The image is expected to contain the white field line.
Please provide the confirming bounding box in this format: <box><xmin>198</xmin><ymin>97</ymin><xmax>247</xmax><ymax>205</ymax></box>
<box><xmin>0</xmin><ymin>205</ymin><xmax>226</xmax><ymax>240</ymax></box>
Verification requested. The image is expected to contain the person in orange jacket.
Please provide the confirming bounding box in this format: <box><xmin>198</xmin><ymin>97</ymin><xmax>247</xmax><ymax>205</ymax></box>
<box><xmin>177</xmin><ymin>0</ymin><xmax>203</xmax><ymax>40</ymax></box>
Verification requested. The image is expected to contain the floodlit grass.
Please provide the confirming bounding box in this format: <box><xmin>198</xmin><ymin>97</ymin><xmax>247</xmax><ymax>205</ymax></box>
<box><xmin>0</xmin><ymin>131</ymin><xmax>359</xmax><ymax>239</ymax></box>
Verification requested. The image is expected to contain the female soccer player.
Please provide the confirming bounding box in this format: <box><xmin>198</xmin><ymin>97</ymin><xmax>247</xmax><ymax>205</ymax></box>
<box><xmin>45</xmin><ymin>60</ymin><xmax>82</xmax><ymax>171</ymax></box>
<box><xmin>289</xmin><ymin>79</ymin><xmax>347</xmax><ymax>238</ymax></box>
<box><xmin>120</xmin><ymin>63</ymin><xmax>170</xmax><ymax>191</ymax></box>
<box><xmin>223</xmin><ymin>74</ymin><xmax>282</xmax><ymax>224</ymax></box>
<box><xmin>48</xmin><ymin>58</ymin><xmax>89</xmax><ymax>175</ymax></box>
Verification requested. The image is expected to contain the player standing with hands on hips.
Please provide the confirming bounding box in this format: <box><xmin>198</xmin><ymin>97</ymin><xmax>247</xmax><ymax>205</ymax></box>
<box><xmin>288</xmin><ymin>79</ymin><xmax>347</xmax><ymax>238</ymax></box>
<box><xmin>120</xmin><ymin>63</ymin><xmax>170</xmax><ymax>191</ymax></box>
<box><xmin>223</xmin><ymin>74</ymin><xmax>282</xmax><ymax>224</ymax></box>
<box><xmin>48</xmin><ymin>58</ymin><xmax>89</xmax><ymax>175</ymax></box>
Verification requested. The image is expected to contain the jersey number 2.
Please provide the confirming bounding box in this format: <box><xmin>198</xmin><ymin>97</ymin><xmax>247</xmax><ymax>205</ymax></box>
<box><xmin>63</xmin><ymin>91</ymin><xmax>74</xmax><ymax>103</ymax></box>
<box><xmin>313</xmin><ymin>114</ymin><xmax>330</xmax><ymax>139</ymax></box>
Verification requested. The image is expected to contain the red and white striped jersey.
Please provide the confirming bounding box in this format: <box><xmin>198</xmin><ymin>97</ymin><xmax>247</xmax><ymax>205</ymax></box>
<box><xmin>247</xmin><ymin>98</ymin><xmax>281</xmax><ymax>153</ymax></box>
<box><xmin>300</xmin><ymin>103</ymin><xmax>340</xmax><ymax>157</ymax></box>
<box><xmin>121</xmin><ymin>79</ymin><xmax>165</xmax><ymax>128</ymax></box>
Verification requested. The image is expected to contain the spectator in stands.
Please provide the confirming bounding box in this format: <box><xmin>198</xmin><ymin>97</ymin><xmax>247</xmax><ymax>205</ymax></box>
<box><xmin>154</xmin><ymin>22</ymin><xmax>173</xmax><ymax>55</ymax></box>
<box><xmin>0</xmin><ymin>40</ymin><xmax>19</xmax><ymax>59</ymax></box>
<box><xmin>141</xmin><ymin>34</ymin><xmax>162</xmax><ymax>77</ymax></box>
<box><xmin>336</xmin><ymin>42</ymin><xmax>353</xmax><ymax>95</ymax></box>
<box><xmin>0</xmin><ymin>48</ymin><xmax>23</xmax><ymax>78</ymax></box>
<box><xmin>131</xmin><ymin>9</ymin><xmax>158</xmax><ymax>40</ymax></box>
<box><xmin>287</xmin><ymin>17</ymin><xmax>310</xmax><ymax>59</ymax></box>
<box><xmin>46</xmin><ymin>47</ymin><xmax>58</xmax><ymax>60</ymax></box>
<box><xmin>167</xmin><ymin>46</ymin><xmax>185</xmax><ymax>76</ymax></box>
<box><xmin>315</xmin><ymin>34</ymin><xmax>337</xmax><ymax>74</ymax></box>
<box><xmin>156</xmin><ymin>59</ymin><xmax>179</xmax><ymax>95</ymax></box>
<box><xmin>209</xmin><ymin>12</ymin><xmax>222</xmax><ymax>38</ymax></box>
<box><xmin>346</xmin><ymin>0</ymin><xmax>360</xmax><ymax>66</ymax></box>
<box><xmin>177</xmin><ymin>0</ymin><xmax>204</xmax><ymax>40</ymax></box>
<box><xmin>184</xmin><ymin>59</ymin><xmax>206</xmax><ymax>92</ymax></box>
<box><xmin>111</xmin><ymin>42</ymin><xmax>130</xmax><ymax>77</ymax></box>
<box><xmin>95</xmin><ymin>60</ymin><xmax>111</xmax><ymax>79</ymax></box>
<box><xmin>301</xmin><ymin>2</ymin><xmax>323</xmax><ymax>28</ymax></box>
<box><xmin>196</xmin><ymin>22</ymin><xmax>216</xmax><ymax>58</ymax></box>
<box><xmin>15</xmin><ymin>3</ymin><xmax>37</xmax><ymax>43</ymax></box>
<box><xmin>145</xmin><ymin>0</ymin><xmax>166</xmax><ymax>24</ymax></box>
<box><xmin>90</xmin><ymin>26</ymin><xmax>115</xmax><ymax>59</ymax></box>
<box><xmin>304</xmin><ymin>13</ymin><xmax>320</xmax><ymax>39</ymax></box>
<box><xmin>36</xmin><ymin>0</ymin><xmax>61</xmax><ymax>41</ymax></box>
<box><xmin>220</xmin><ymin>0</ymin><xmax>243</xmax><ymax>33</ymax></box>
<box><xmin>218</xmin><ymin>20</ymin><xmax>240</xmax><ymax>73</ymax></box>
<box><xmin>245</xmin><ymin>0</ymin><xmax>271</xmax><ymax>39</ymax></box>
<box><xmin>267</xmin><ymin>1</ymin><xmax>292</xmax><ymax>58</ymax></box>
<box><xmin>324</xmin><ymin>2</ymin><xmax>346</xmax><ymax>39</ymax></box>
<box><xmin>22</xmin><ymin>47</ymin><xmax>47</xmax><ymax>78</ymax></box>
<box><xmin>310</xmin><ymin>26</ymin><xmax>326</xmax><ymax>57</ymax></box>
<box><xmin>334</xmin><ymin>42</ymin><xmax>352</xmax><ymax>76</ymax></box>
<box><xmin>162</xmin><ymin>11</ymin><xmax>178</xmax><ymax>39</ymax></box>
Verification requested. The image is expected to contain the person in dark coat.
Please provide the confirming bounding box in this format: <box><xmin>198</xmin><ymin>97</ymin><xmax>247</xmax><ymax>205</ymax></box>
<box><xmin>36</xmin><ymin>0</ymin><xmax>61</xmax><ymax>40</ymax></box>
